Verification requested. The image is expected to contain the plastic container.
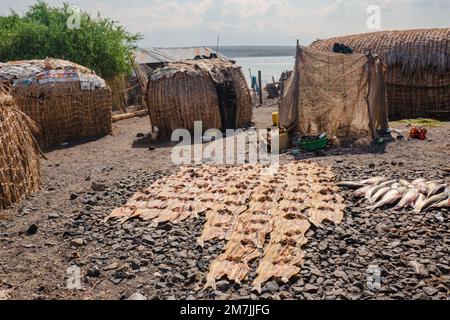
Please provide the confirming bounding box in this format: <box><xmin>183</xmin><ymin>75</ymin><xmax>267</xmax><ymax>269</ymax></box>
<box><xmin>272</xmin><ymin>112</ymin><xmax>279</xmax><ymax>127</ymax></box>
<box><xmin>298</xmin><ymin>135</ymin><xmax>328</xmax><ymax>151</ymax></box>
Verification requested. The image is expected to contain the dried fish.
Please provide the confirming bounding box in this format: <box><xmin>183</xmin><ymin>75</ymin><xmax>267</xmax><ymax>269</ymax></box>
<box><xmin>108</xmin><ymin>162</ymin><xmax>346</xmax><ymax>290</ymax></box>
<box><xmin>365</xmin><ymin>179</ymin><xmax>397</xmax><ymax>199</ymax></box>
<box><xmin>368</xmin><ymin>188</ymin><xmax>403</xmax><ymax>210</ymax></box>
<box><xmin>412</xmin><ymin>180</ymin><xmax>429</xmax><ymax>194</ymax></box>
<box><xmin>394</xmin><ymin>188</ymin><xmax>420</xmax><ymax>210</ymax></box>
<box><xmin>414</xmin><ymin>193</ymin><xmax>427</xmax><ymax>210</ymax></box>
<box><xmin>430</xmin><ymin>198</ymin><xmax>450</xmax><ymax>209</ymax></box>
<box><xmin>427</xmin><ymin>184</ymin><xmax>447</xmax><ymax>198</ymax></box>
<box><xmin>359</xmin><ymin>177</ymin><xmax>387</xmax><ymax>185</ymax></box>
<box><xmin>337</xmin><ymin>181</ymin><xmax>366</xmax><ymax>189</ymax></box>
<box><xmin>354</xmin><ymin>185</ymin><xmax>372</xmax><ymax>197</ymax></box>
<box><xmin>369</xmin><ymin>187</ymin><xmax>392</xmax><ymax>204</ymax></box>
<box><xmin>415</xmin><ymin>192</ymin><xmax>449</xmax><ymax>213</ymax></box>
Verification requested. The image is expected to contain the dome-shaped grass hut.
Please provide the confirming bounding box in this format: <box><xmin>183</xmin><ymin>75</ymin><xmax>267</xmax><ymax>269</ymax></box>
<box><xmin>0</xmin><ymin>86</ymin><xmax>41</xmax><ymax>209</ymax></box>
<box><xmin>0</xmin><ymin>59</ymin><xmax>113</xmax><ymax>149</ymax></box>
<box><xmin>146</xmin><ymin>59</ymin><xmax>253</xmax><ymax>137</ymax></box>
<box><xmin>310</xmin><ymin>28</ymin><xmax>450</xmax><ymax>120</ymax></box>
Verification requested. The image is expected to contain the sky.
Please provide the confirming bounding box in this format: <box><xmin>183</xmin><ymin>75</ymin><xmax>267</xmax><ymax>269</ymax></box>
<box><xmin>1</xmin><ymin>0</ymin><xmax>449</xmax><ymax>47</ymax></box>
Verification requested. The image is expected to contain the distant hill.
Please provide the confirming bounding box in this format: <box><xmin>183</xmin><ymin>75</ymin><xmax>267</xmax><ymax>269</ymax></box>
<box><xmin>213</xmin><ymin>46</ymin><xmax>296</xmax><ymax>58</ymax></box>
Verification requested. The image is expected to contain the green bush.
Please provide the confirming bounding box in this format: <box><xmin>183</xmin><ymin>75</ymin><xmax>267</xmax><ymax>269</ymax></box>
<box><xmin>0</xmin><ymin>1</ymin><xmax>141</xmax><ymax>78</ymax></box>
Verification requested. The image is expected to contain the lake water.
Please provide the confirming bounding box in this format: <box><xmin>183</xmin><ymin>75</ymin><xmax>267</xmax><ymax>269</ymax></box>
<box><xmin>233</xmin><ymin>56</ymin><xmax>295</xmax><ymax>86</ymax></box>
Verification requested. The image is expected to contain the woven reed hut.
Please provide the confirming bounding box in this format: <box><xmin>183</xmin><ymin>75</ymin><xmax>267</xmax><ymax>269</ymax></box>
<box><xmin>0</xmin><ymin>86</ymin><xmax>41</xmax><ymax>209</ymax></box>
<box><xmin>105</xmin><ymin>75</ymin><xmax>128</xmax><ymax>113</ymax></box>
<box><xmin>310</xmin><ymin>28</ymin><xmax>450</xmax><ymax>120</ymax></box>
<box><xmin>0</xmin><ymin>59</ymin><xmax>112</xmax><ymax>149</ymax></box>
<box><xmin>146</xmin><ymin>59</ymin><xmax>253</xmax><ymax>137</ymax></box>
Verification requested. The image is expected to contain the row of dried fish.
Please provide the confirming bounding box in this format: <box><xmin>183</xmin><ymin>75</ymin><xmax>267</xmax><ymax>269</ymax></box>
<box><xmin>338</xmin><ymin>177</ymin><xmax>449</xmax><ymax>212</ymax></box>
<box><xmin>252</xmin><ymin>163</ymin><xmax>344</xmax><ymax>293</ymax></box>
<box><xmin>107</xmin><ymin>162</ymin><xmax>346</xmax><ymax>290</ymax></box>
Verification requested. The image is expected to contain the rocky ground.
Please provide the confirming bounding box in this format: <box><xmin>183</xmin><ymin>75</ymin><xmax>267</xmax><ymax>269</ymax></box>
<box><xmin>0</xmin><ymin>104</ymin><xmax>449</xmax><ymax>300</ymax></box>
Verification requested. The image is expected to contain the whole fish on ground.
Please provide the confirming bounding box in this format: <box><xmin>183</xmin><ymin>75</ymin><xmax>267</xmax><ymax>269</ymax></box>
<box><xmin>412</xmin><ymin>178</ymin><xmax>426</xmax><ymax>185</ymax></box>
<box><xmin>394</xmin><ymin>188</ymin><xmax>420</xmax><ymax>210</ymax></box>
<box><xmin>337</xmin><ymin>181</ymin><xmax>366</xmax><ymax>189</ymax></box>
<box><xmin>430</xmin><ymin>198</ymin><xmax>450</xmax><ymax>209</ymax></box>
<box><xmin>359</xmin><ymin>177</ymin><xmax>387</xmax><ymax>185</ymax></box>
<box><xmin>414</xmin><ymin>194</ymin><xmax>427</xmax><ymax>210</ymax></box>
<box><xmin>414</xmin><ymin>191</ymin><xmax>449</xmax><ymax>213</ymax></box>
<box><xmin>427</xmin><ymin>183</ymin><xmax>447</xmax><ymax>198</ymax></box>
<box><xmin>369</xmin><ymin>186</ymin><xmax>392</xmax><ymax>204</ymax></box>
<box><xmin>368</xmin><ymin>188</ymin><xmax>405</xmax><ymax>210</ymax></box>
<box><xmin>426</xmin><ymin>181</ymin><xmax>439</xmax><ymax>195</ymax></box>
<box><xmin>412</xmin><ymin>180</ymin><xmax>429</xmax><ymax>194</ymax></box>
<box><xmin>365</xmin><ymin>180</ymin><xmax>397</xmax><ymax>200</ymax></box>
<box><xmin>354</xmin><ymin>185</ymin><xmax>372</xmax><ymax>198</ymax></box>
<box><xmin>399</xmin><ymin>180</ymin><xmax>413</xmax><ymax>188</ymax></box>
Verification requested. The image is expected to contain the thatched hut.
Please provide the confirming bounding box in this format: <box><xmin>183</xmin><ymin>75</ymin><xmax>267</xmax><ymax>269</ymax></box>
<box><xmin>105</xmin><ymin>75</ymin><xmax>128</xmax><ymax>113</ymax></box>
<box><xmin>310</xmin><ymin>28</ymin><xmax>450</xmax><ymax>120</ymax></box>
<box><xmin>0</xmin><ymin>86</ymin><xmax>41</xmax><ymax>209</ymax></box>
<box><xmin>0</xmin><ymin>59</ymin><xmax>112</xmax><ymax>149</ymax></box>
<box><xmin>146</xmin><ymin>59</ymin><xmax>253</xmax><ymax>137</ymax></box>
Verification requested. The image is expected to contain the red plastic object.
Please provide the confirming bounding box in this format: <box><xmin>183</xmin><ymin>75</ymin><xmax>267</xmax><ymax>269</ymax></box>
<box><xmin>409</xmin><ymin>126</ymin><xmax>427</xmax><ymax>140</ymax></box>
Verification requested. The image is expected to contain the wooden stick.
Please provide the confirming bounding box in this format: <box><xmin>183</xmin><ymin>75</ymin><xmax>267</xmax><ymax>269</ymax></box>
<box><xmin>258</xmin><ymin>70</ymin><xmax>263</xmax><ymax>105</ymax></box>
<box><xmin>112</xmin><ymin>110</ymin><xmax>149</xmax><ymax>122</ymax></box>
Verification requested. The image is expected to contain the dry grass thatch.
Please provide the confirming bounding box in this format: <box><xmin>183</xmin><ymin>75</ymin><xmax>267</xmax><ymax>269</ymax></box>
<box><xmin>105</xmin><ymin>75</ymin><xmax>128</xmax><ymax>113</ymax></box>
<box><xmin>0</xmin><ymin>86</ymin><xmax>41</xmax><ymax>209</ymax></box>
<box><xmin>0</xmin><ymin>59</ymin><xmax>113</xmax><ymax>149</ymax></box>
<box><xmin>146</xmin><ymin>59</ymin><xmax>253</xmax><ymax>137</ymax></box>
<box><xmin>310</xmin><ymin>28</ymin><xmax>450</xmax><ymax>120</ymax></box>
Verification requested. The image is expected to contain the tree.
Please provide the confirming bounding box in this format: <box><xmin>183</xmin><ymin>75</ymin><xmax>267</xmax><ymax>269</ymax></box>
<box><xmin>0</xmin><ymin>1</ymin><xmax>141</xmax><ymax>78</ymax></box>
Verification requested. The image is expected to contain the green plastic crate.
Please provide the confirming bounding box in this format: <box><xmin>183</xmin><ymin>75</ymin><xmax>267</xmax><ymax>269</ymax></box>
<box><xmin>298</xmin><ymin>136</ymin><xmax>328</xmax><ymax>151</ymax></box>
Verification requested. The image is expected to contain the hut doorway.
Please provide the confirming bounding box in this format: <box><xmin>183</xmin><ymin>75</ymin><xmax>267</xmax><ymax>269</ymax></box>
<box><xmin>216</xmin><ymin>80</ymin><xmax>237</xmax><ymax>131</ymax></box>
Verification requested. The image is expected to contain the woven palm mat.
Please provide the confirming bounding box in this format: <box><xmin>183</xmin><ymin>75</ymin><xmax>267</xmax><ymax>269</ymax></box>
<box><xmin>106</xmin><ymin>161</ymin><xmax>345</xmax><ymax>292</ymax></box>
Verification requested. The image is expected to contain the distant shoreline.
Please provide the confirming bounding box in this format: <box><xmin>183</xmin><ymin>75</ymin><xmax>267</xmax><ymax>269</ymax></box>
<box><xmin>213</xmin><ymin>46</ymin><xmax>296</xmax><ymax>58</ymax></box>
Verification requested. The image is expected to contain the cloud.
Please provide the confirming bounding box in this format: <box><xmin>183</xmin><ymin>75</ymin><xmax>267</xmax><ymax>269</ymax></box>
<box><xmin>317</xmin><ymin>0</ymin><xmax>348</xmax><ymax>19</ymax></box>
<box><xmin>97</xmin><ymin>0</ymin><xmax>213</xmax><ymax>33</ymax></box>
<box><xmin>24</xmin><ymin>0</ymin><xmax>446</xmax><ymax>46</ymax></box>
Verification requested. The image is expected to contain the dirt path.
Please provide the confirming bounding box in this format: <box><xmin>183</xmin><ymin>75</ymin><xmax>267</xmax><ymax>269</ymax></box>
<box><xmin>0</xmin><ymin>107</ymin><xmax>449</xmax><ymax>300</ymax></box>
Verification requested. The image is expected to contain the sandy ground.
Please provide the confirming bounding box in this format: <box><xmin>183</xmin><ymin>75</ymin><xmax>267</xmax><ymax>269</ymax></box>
<box><xmin>0</xmin><ymin>104</ymin><xmax>449</xmax><ymax>300</ymax></box>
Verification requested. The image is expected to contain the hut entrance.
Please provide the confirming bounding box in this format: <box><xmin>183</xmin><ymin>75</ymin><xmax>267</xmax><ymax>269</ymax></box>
<box><xmin>216</xmin><ymin>80</ymin><xmax>237</xmax><ymax>131</ymax></box>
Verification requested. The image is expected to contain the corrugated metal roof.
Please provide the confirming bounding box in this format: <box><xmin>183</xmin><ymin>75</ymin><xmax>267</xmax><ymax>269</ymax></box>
<box><xmin>134</xmin><ymin>47</ymin><xmax>230</xmax><ymax>64</ymax></box>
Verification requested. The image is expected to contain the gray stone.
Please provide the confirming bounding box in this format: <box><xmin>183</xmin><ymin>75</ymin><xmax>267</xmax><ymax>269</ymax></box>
<box><xmin>339</xmin><ymin>240</ymin><xmax>347</xmax><ymax>253</ymax></box>
<box><xmin>333</xmin><ymin>270</ymin><xmax>348</xmax><ymax>278</ymax></box>
<box><xmin>48</xmin><ymin>212</ymin><xmax>60</xmax><ymax>219</ymax></box>
<box><xmin>423</xmin><ymin>287</ymin><xmax>438</xmax><ymax>296</ymax></box>
<box><xmin>71</xmin><ymin>238</ymin><xmax>85</xmax><ymax>246</ymax></box>
<box><xmin>142</xmin><ymin>236</ymin><xmax>155</xmax><ymax>245</ymax></box>
<box><xmin>86</xmin><ymin>268</ymin><xmax>101</xmax><ymax>278</ymax></box>
<box><xmin>318</xmin><ymin>241</ymin><xmax>328</xmax><ymax>251</ymax></box>
<box><xmin>91</xmin><ymin>182</ymin><xmax>107</xmax><ymax>192</ymax></box>
<box><xmin>104</xmin><ymin>262</ymin><xmax>119</xmax><ymax>271</ymax></box>
<box><xmin>216</xmin><ymin>280</ymin><xmax>231</xmax><ymax>292</ymax></box>
<box><xmin>171</xmin><ymin>274</ymin><xmax>185</xmax><ymax>283</ymax></box>
<box><xmin>304</xmin><ymin>284</ymin><xmax>319</xmax><ymax>293</ymax></box>
<box><xmin>310</xmin><ymin>267</ymin><xmax>323</xmax><ymax>277</ymax></box>
<box><xmin>262</xmin><ymin>281</ymin><xmax>279</xmax><ymax>293</ymax></box>
<box><xmin>127</xmin><ymin>293</ymin><xmax>147</xmax><ymax>300</ymax></box>
<box><xmin>130</xmin><ymin>260</ymin><xmax>141</xmax><ymax>270</ymax></box>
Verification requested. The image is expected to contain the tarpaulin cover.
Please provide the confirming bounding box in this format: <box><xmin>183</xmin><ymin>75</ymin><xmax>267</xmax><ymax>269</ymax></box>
<box><xmin>279</xmin><ymin>45</ymin><xmax>389</xmax><ymax>139</ymax></box>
